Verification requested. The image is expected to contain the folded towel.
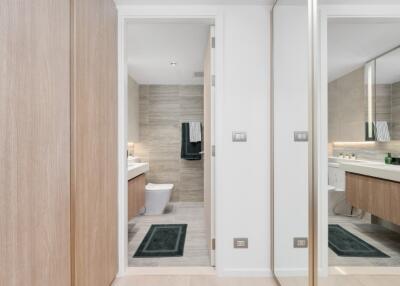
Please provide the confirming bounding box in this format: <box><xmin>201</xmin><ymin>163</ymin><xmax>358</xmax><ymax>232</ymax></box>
<box><xmin>189</xmin><ymin>122</ymin><xmax>202</xmax><ymax>143</ymax></box>
<box><xmin>376</xmin><ymin>121</ymin><xmax>391</xmax><ymax>142</ymax></box>
<box><xmin>181</xmin><ymin>123</ymin><xmax>201</xmax><ymax>160</ymax></box>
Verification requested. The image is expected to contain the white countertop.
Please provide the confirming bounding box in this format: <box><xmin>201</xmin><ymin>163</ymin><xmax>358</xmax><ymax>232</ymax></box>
<box><xmin>338</xmin><ymin>160</ymin><xmax>400</xmax><ymax>182</ymax></box>
<box><xmin>127</xmin><ymin>162</ymin><xmax>149</xmax><ymax>181</ymax></box>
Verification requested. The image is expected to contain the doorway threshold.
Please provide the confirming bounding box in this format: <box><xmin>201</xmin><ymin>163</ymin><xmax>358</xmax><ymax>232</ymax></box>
<box><xmin>329</xmin><ymin>266</ymin><xmax>400</xmax><ymax>276</ymax></box>
<box><xmin>125</xmin><ymin>266</ymin><xmax>215</xmax><ymax>276</ymax></box>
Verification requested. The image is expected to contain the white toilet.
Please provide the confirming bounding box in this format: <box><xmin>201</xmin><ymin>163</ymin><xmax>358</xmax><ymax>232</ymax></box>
<box><xmin>145</xmin><ymin>183</ymin><xmax>174</xmax><ymax>215</ymax></box>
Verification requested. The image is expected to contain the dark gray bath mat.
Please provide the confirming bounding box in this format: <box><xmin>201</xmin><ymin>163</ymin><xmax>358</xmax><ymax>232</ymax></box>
<box><xmin>134</xmin><ymin>224</ymin><xmax>187</xmax><ymax>258</ymax></box>
<box><xmin>328</xmin><ymin>224</ymin><xmax>389</xmax><ymax>258</ymax></box>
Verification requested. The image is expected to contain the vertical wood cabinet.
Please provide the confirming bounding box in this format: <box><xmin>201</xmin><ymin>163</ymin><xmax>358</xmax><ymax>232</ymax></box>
<box><xmin>1</xmin><ymin>0</ymin><xmax>118</xmax><ymax>286</ymax></box>
<box><xmin>128</xmin><ymin>174</ymin><xmax>146</xmax><ymax>220</ymax></box>
<box><xmin>0</xmin><ymin>1</ymin><xmax>71</xmax><ymax>286</ymax></box>
<box><xmin>71</xmin><ymin>0</ymin><xmax>118</xmax><ymax>285</ymax></box>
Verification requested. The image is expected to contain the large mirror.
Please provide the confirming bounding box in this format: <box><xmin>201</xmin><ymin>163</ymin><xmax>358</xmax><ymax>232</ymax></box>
<box><xmin>328</xmin><ymin>18</ymin><xmax>400</xmax><ymax>143</ymax></box>
<box><xmin>375</xmin><ymin>46</ymin><xmax>400</xmax><ymax>141</ymax></box>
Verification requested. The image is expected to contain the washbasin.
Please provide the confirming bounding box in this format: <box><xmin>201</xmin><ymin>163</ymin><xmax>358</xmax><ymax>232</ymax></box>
<box><xmin>127</xmin><ymin>162</ymin><xmax>149</xmax><ymax>180</ymax></box>
<box><xmin>339</xmin><ymin>160</ymin><xmax>400</xmax><ymax>182</ymax></box>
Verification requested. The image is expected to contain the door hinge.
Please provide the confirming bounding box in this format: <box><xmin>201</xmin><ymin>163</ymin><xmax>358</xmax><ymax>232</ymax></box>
<box><xmin>212</xmin><ymin>75</ymin><xmax>215</xmax><ymax>87</ymax></box>
<box><xmin>212</xmin><ymin>145</ymin><xmax>215</xmax><ymax>157</ymax></box>
<box><xmin>211</xmin><ymin>37</ymin><xmax>215</xmax><ymax>48</ymax></box>
<box><xmin>212</xmin><ymin>238</ymin><xmax>216</xmax><ymax>250</ymax></box>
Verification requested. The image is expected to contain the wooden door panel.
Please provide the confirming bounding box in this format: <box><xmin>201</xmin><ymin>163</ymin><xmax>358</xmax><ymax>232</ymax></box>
<box><xmin>71</xmin><ymin>0</ymin><xmax>118</xmax><ymax>285</ymax></box>
<box><xmin>0</xmin><ymin>1</ymin><xmax>71</xmax><ymax>285</ymax></box>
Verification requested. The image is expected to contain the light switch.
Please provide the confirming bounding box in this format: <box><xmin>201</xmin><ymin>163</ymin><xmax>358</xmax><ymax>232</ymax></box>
<box><xmin>293</xmin><ymin>237</ymin><xmax>308</xmax><ymax>248</ymax></box>
<box><xmin>232</xmin><ymin>131</ymin><xmax>247</xmax><ymax>142</ymax></box>
<box><xmin>234</xmin><ymin>238</ymin><xmax>248</xmax><ymax>248</ymax></box>
<box><xmin>294</xmin><ymin>131</ymin><xmax>308</xmax><ymax>142</ymax></box>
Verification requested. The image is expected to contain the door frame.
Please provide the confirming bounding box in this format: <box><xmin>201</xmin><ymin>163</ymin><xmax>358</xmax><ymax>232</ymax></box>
<box><xmin>116</xmin><ymin>5</ymin><xmax>223</xmax><ymax>277</ymax></box>
<box><xmin>317</xmin><ymin>4</ymin><xmax>400</xmax><ymax>277</ymax></box>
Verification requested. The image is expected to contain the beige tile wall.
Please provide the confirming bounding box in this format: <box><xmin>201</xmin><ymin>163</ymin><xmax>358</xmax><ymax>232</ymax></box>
<box><xmin>331</xmin><ymin>141</ymin><xmax>400</xmax><ymax>162</ymax></box>
<box><xmin>375</xmin><ymin>84</ymin><xmax>392</xmax><ymax>123</ymax></box>
<box><xmin>134</xmin><ymin>85</ymin><xmax>204</xmax><ymax>202</ymax></box>
<box><xmin>392</xmin><ymin>82</ymin><xmax>400</xmax><ymax>140</ymax></box>
<box><xmin>328</xmin><ymin>67</ymin><xmax>365</xmax><ymax>142</ymax></box>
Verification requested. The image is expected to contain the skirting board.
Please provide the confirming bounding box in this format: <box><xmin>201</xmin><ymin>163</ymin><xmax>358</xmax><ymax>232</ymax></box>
<box><xmin>274</xmin><ymin>268</ymin><xmax>308</xmax><ymax>277</ymax></box>
<box><xmin>218</xmin><ymin>268</ymin><xmax>273</xmax><ymax>277</ymax></box>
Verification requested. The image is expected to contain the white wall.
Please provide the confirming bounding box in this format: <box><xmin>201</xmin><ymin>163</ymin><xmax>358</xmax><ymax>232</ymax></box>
<box><xmin>273</xmin><ymin>5</ymin><xmax>309</xmax><ymax>276</ymax></box>
<box><xmin>117</xmin><ymin>3</ymin><xmax>270</xmax><ymax>277</ymax></box>
<box><xmin>127</xmin><ymin>75</ymin><xmax>139</xmax><ymax>143</ymax></box>
<box><xmin>215</xmin><ymin>5</ymin><xmax>270</xmax><ymax>276</ymax></box>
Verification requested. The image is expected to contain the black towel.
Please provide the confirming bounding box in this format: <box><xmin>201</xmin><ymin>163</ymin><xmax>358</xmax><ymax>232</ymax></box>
<box><xmin>181</xmin><ymin>123</ymin><xmax>201</xmax><ymax>160</ymax></box>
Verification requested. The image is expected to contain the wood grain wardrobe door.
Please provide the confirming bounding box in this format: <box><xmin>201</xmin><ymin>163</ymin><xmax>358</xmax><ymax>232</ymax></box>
<box><xmin>0</xmin><ymin>1</ymin><xmax>71</xmax><ymax>286</ymax></box>
<box><xmin>71</xmin><ymin>0</ymin><xmax>118</xmax><ymax>285</ymax></box>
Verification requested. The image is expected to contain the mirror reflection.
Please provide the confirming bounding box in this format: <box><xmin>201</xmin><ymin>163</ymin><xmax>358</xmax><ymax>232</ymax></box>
<box><xmin>375</xmin><ymin>46</ymin><xmax>400</xmax><ymax>141</ymax></box>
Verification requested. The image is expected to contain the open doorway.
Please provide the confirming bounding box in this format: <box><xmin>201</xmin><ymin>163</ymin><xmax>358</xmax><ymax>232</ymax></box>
<box><xmin>120</xmin><ymin>18</ymin><xmax>216</xmax><ymax>269</ymax></box>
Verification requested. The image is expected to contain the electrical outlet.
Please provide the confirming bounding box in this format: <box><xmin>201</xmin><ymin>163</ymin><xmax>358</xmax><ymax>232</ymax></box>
<box><xmin>293</xmin><ymin>237</ymin><xmax>308</xmax><ymax>248</ymax></box>
<box><xmin>233</xmin><ymin>238</ymin><xmax>248</xmax><ymax>248</ymax></box>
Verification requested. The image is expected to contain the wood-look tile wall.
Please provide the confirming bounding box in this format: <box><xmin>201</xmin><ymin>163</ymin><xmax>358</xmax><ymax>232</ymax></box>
<box><xmin>331</xmin><ymin>141</ymin><xmax>400</xmax><ymax>161</ymax></box>
<box><xmin>328</xmin><ymin>67</ymin><xmax>365</xmax><ymax>142</ymax></box>
<box><xmin>393</xmin><ymin>82</ymin><xmax>400</xmax><ymax>140</ymax></box>
<box><xmin>134</xmin><ymin>85</ymin><xmax>204</xmax><ymax>202</ymax></box>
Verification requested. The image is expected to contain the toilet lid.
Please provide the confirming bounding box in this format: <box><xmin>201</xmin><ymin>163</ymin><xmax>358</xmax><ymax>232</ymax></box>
<box><xmin>146</xmin><ymin>183</ymin><xmax>174</xmax><ymax>191</ymax></box>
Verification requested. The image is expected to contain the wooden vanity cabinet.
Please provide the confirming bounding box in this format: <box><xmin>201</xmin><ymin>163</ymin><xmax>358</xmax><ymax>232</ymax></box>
<box><xmin>128</xmin><ymin>174</ymin><xmax>146</xmax><ymax>219</ymax></box>
<box><xmin>346</xmin><ymin>172</ymin><xmax>400</xmax><ymax>225</ymax></box>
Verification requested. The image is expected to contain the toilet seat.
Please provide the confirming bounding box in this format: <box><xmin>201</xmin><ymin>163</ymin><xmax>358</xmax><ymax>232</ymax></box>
<box><xmin>146</xmin><ymin>183</ymin><xmax>174</xmax><ymax>191</ymax></box>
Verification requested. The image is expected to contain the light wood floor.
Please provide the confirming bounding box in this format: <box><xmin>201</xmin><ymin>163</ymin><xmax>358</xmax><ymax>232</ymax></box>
<box><xmin>113</xmin><ymin>275</ymin><xmax>278</xmax><ymax>286</ymax></box>
<box><xmin>113</xmin><ymin>274</ymin><xmax>400</xmax><ymax>286</ymax></box>
<box><xmin>277</xmin><ymin>275</ymin><xmax>400</xmax><ymax>286</ymax></box>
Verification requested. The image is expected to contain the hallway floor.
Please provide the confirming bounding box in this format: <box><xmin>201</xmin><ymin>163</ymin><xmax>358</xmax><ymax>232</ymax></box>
<box><xmin>112</xmin><ymin>274</ymin><xmax>400</xmax><ymax>286</ymax></box>
<box><xmin>128</xmin><ymin>202</ymin><xmax>210</xmax><ymax>267</ymax></box>
<box><xmin>113</xmin><ymin>275</ymin><xmax>277</xmax><ymax>286</ymax></box>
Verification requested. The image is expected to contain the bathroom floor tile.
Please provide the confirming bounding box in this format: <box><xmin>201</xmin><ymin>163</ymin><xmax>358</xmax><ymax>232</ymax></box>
<box><xmin>329</xmin><ymin>215</ymin><xmax>400</xmax><ymax>267</ymax></box>
<box><xmin>128</xmin><ymin>202</ymin><xmax>210</xmax><ymax>267</ymax></box>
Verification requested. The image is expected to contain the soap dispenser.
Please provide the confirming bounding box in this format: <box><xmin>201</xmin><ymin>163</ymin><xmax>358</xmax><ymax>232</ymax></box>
<box><xmin>385</xmin><ymin>153</ymin><xmax>392</xmax><ymax>164</ymax></box>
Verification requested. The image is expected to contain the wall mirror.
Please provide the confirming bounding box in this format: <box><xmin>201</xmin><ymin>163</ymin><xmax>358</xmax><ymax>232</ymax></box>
<box><xmin>328</xmin><ymin>18</ymin><xmax>400</xmax><ymax>143</ymax></box>
<box><xmin>375</xmin><ymin>46</ymin><xmax>400</xmax><ymax>141</ymax></box>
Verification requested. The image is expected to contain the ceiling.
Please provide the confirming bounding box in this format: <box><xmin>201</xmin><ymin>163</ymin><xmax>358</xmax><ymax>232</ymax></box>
<box><xmin>376</xmin><ymin>47</ymin><xmax>400</xmax><ymax>84</ymax></box>
<box><xmin>328</xmin><ymin>18</ymin><xmax>400</xmax><ymax>83</ymax></box>
<box><xmin>126</xmin><ymin>21</ymin><xmax>211</xmax><ymax>85</ymax></box>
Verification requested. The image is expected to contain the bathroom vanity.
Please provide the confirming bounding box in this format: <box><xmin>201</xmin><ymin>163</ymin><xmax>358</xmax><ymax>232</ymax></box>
<box><xmin>128</xmin><ymin>163</ymin><xmax>149</xmax><ymax>219</ymax></box>
<box><xmin>341</xmin><ymin>161</ymin><xmax>400</xmax><ymax>225</ymax></box>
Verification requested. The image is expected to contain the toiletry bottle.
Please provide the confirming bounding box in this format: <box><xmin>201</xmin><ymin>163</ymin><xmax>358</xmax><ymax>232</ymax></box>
<box><xmin>385</xmin><ymin>153</ymin><xmax>392</xmax><ymax>164</ymax></box>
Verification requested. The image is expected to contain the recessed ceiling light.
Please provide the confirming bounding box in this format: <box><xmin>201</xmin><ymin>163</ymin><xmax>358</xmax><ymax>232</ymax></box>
<box><xmin>170</xmin><ymin>61</ymin><xmax>177</xmax><ymax>67</ymax></box>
